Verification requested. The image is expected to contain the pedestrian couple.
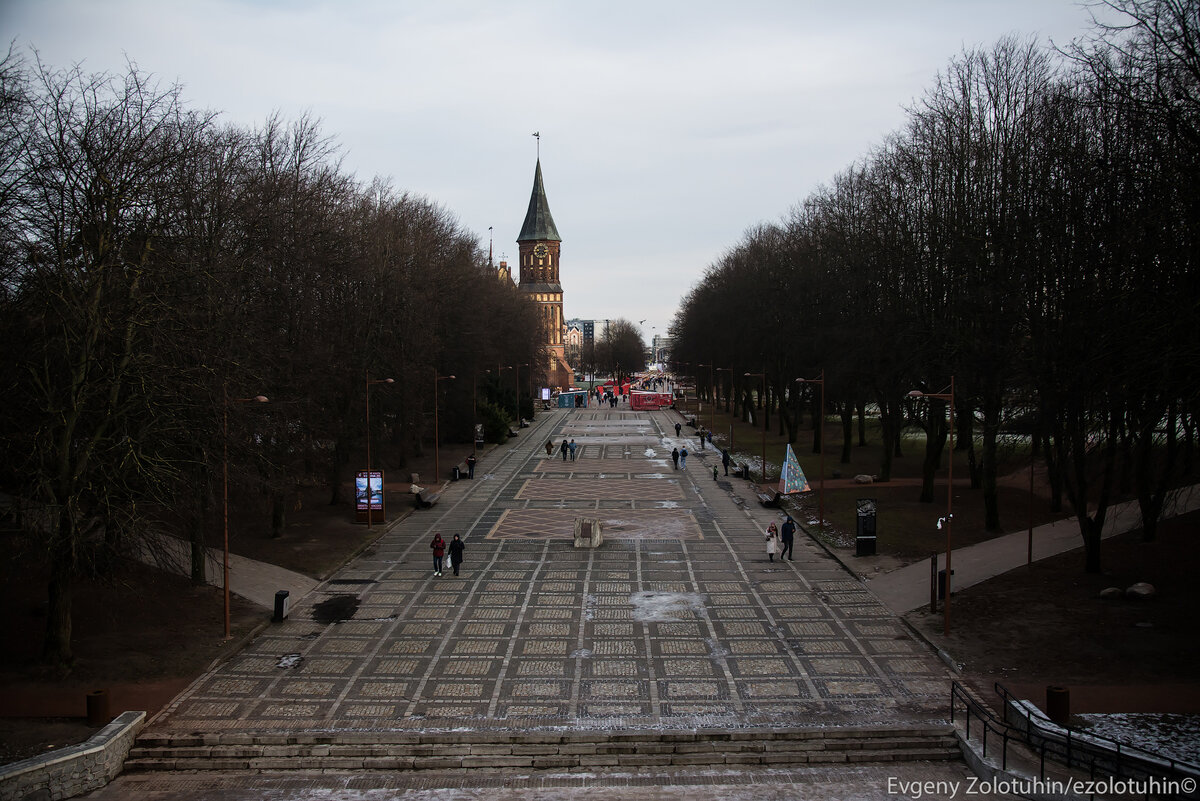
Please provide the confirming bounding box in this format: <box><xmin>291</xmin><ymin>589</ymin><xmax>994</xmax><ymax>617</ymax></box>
<box><xmin>429</xmin><ymin>532</ymin><xmax>465</xmax><ymax>577</ymax></box>
<box><xmin>559</xmin><ymin>439</ymin><xmax>578</xmax><ymax>461</ymax></box>
<box><xmin>671</xmin><ymin>446</ymin><xmax>689</xmax><ymax>469</ymax></box>
<box><xmin>764</xmin><ymin>515</ymin><xmax>796</xmax><ymax>562</ymax></box>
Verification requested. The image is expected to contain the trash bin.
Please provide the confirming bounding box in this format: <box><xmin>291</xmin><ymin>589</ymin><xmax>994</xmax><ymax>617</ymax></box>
<box><xmin>1046</xmin><ymin>685</ymin><xmax>1070</xmax><ymax>725</ymax></box>
<box><xmin>937</xmin><ymin>569</ymin><xmax>954</xmax><ymax>600</ymax></box>
<box><xmin>856</xmin><ymin>535</ymin><xmax>876</xmax><ymax>557</ymax></box>
<box><xmin>86</xmin><ymin>689</ymin><xmax>110</xmax><ymax>726</ymax></box>
<box><xmin>274</xmin><ymin>590</ymin><xmax>290</xmax><ymax>623</ymax></box>
<box><xmin>451</xmin><ymin>466</ymin><xmax>460</xmax><ymax>481</ymax></box>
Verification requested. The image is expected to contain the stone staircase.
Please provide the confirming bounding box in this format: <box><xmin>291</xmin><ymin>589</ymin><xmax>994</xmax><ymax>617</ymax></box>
<box><xmin>125</xmin><ymin>725</ymin><xmax>961</xmax><ymax>773</ymax></box>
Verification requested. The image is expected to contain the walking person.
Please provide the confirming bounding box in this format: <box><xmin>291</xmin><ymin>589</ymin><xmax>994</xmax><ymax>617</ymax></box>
<box><xmin>780</xmin><ymin>515</ymin><xmax>796</xmax><ymax>561</ymax></box>
<box><xmin>560</xmin><ymin>439</ymin><xmax>569</xmax><ymax>461</ymax></box>
<box><xmin>545</xmin><ymin>440</ymin><xmax>553</xmax><ymax>457</ymax></box>
<box><xmin>707</xmin><ymin>431</ymin><xmax>713</xmax><ymax>448</ymax></box>
<box><xmin>764</xmin><ymin>522</ymin><xmax>779</xmax><ymax>562</ymax></box>
<box><xmin>680</xmin><ymin>446</ymin><xmax>688</xmax><ymax>468</ymax></box>
<box><xmin>465</xmin><ymin>454</ymin><xmax>477</xmax><ymax>479</ymax></box>
<box><xmin>448</xmin><ymin>534</ymin><xmax>465</xmax><ymax>576</ymax></box>
<box><xmin>671</xmin><ymin>447</ymin><xmax>680</xmax><ymax>470</ymax></box>
<box><xmin>430</xmin><ymin>532</ymin><xmax>446</xmax><ymax>576</ymax></box>
<box><xmin>674</xmin><ymin>422</ymin><xmax>682</xmax><ymax>437</ymax></box>
<box><xmin>568</xmin><ymin>439</ymin><xmax>577</xmax><ymax>461</ymax></box>
<box><xmin>722</xmin><ymin>448</ymin><xmax>731</xmax><ymax>476</ymax></box>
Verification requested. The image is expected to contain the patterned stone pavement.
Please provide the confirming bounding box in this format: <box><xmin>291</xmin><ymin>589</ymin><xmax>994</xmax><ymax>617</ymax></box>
<box><xmin>145</xmin><ymin>408</ymin><xmax>951</xmax><ymax>736</ymax></box>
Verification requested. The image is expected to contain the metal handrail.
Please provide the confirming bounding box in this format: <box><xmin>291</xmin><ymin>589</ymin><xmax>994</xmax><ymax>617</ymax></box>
<box><xmin>994</xmin><ymin>682</ymin><xmax>1200</xmax><ymax>799</ymax></box>
<box><xmin>950</xmin><ymin>680</ymin><xmax>1020</xmax><ymax>772</ymax></box>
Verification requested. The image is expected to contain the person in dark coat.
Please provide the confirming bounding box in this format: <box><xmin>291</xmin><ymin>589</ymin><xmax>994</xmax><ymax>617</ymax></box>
<box><xmin>465</xmin><ymin>454</ymin><xmax>477</xmax><ymax>479</ymax></box>
<box><xmin>671</xmin><ymin>447</ymin><xmax>680</xmax><ymax>469</ymax></box>
<box><xmin>560</xmin><ymin>439</ymin><xmax>569</xmax><ymax>461</ymax></box>
<box><xmin>674</xmin><ymin>422</ymin><xmax>682</xmax><ymax>437</ymax></box>
<box><xmin>430</xmin><ymin>533</ymin><xmax>446</xmax><ymax>577</ymax></box>
<box><xmin>780</xmin><ymin>516</ymin><xmax>796</xmax><ymax>561</ymax></box>
<box><xmin>722</xmin><ymin>448</ymin><xmax>731</xmax><ymax>476</ymax></box>
<box><xmin>448</xmin><ymin>534</ymin><xmax>465</xmax><ymax>576</ymax></box>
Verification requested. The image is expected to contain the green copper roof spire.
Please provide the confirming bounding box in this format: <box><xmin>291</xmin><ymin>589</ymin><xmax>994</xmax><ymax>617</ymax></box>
<box><xmin>517</xmin><ymin>159</ymin><xmax>561</xmax><ymax>242</ymax></box>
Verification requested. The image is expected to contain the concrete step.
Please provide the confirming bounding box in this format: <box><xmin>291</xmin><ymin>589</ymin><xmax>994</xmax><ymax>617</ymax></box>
<box><xmin>125</xmin><ymin>725</ymin><xmax>960</xmax><ymax>773</ymax></box>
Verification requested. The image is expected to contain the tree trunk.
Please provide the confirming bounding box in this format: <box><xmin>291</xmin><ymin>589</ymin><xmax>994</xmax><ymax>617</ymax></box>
<box><xmin>857</xmin><ymin>401</ymin><xmax>868</xmax><ymax>446</ymax></box>
<box><xmin>271</xmin><ymin>492</ymin><xmax>286</xmax><ymax>539</ymax></box>
<box><xmin>919</xmin><ymin>405</ymin><xmax>947</xmax><ymax>504</ymax></box>
<box><xmin>840</xmin><ymin>402</ymin><xmax>854</xmax><ymax>463</ymax></box>
<box><xmin>43</xmin><ymin>510</ymin><xmax>77</xmax><ymax>666</ymax></box>
<box><xmin>982</xmin><ymin>397</ymin><xmax>1001</xmax><ymax>531</ymax></box>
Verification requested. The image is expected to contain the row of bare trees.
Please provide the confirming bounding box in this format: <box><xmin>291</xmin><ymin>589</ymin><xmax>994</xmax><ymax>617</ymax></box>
<box><xmin>670</xmin><ymin>1</ymin><xmax>1200</xmax><ymax>573</ymax></box>
<box><xmin>0</xmin><ymin>52</ymin><xmax>544</xmax><ymax>664</ymax></box>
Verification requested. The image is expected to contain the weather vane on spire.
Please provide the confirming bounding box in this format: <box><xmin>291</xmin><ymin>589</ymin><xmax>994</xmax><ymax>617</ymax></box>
<box><xmin>532</xmin><ymin>131</ymin><xmax>540</xmax><ymax>159</ymax></box>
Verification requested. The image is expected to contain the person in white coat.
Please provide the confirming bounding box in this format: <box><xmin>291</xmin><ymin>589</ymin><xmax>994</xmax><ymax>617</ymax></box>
<box><xmin>765</xmin><ymin>522</ymin><xmax>779</xmax><ymax>562</ymax></box>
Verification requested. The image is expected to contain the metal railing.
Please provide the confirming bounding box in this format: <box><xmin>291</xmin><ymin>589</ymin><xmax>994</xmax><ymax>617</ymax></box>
<box><xmin>994</xmin><ymin>682</ymin><xmax>1200</xmax><ymax>799</ymax></box>
<box><xmin>950</xmin><ymin>680</ymin><xmax>1021</xmax><ymax>772</ymax></box>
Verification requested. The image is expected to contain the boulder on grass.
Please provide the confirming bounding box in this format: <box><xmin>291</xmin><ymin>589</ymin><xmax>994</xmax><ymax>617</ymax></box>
<box><xmin>1125</xmin><ymin>582</ymin><xmax>1156</xmax><ymax>600</ymax></box>
<box><xmin>854</xmin><ymin>474</ymin><xmax>874</xmax><ymax>484</ymax></box>
<box><xmin>1099</xmin><ymin>587</ymin><xmax>1123</xmax><ymax>600</ymax></box>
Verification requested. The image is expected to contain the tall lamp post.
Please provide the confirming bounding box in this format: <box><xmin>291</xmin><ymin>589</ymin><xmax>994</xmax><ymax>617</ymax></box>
<box><xmin>744</xmin><ymin>371</ymin><xmax>767</xmax><ymax>485</ymax></box>
<box><xmin>907</xmin><ymin>377</ymin><xmax>955</xmax><ymax>637</ymax></box>
<box><xmin>222</xmin><ymin>385</ymin><xmax>268</xmax><ymax>640</ymax></box>
<box><xmin>365</xmin><ymin>372</ymin><xmax>394</xmax><ymax>530</ymax></box>
<box><xmin>796</xmin><ymin>370</ymin><xmax>825</xmax><ymax>527</ymax></box>
<box><xmin>433</xmin><ymin>371</ymin><xmax>456</xmax><ymax>484</ymax></box>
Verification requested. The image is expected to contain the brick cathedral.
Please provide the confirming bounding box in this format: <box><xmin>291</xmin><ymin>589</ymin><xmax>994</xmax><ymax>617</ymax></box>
<box><xmin>516</xmin><ymin>159</ymin><xmax>574</xmax><ymax>390</ymax></box>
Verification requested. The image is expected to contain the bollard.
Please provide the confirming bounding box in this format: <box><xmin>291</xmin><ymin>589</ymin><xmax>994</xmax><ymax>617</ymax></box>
<box><xmin>274</xmin><ymin>590</ymin><xmax>290</xmax><ymax>622</ymax></box>
<box><xmin>86</xmin><ymin>689</ymin><xmax>110</xmax><ymax>726</ymax></box>
<box><xmin>1046</xmin><ymin>685</ymin><xmax>1070</xmax><ymax>725</ymax></box>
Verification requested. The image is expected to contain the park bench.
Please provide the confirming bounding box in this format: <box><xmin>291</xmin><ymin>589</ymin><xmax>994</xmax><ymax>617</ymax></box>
<box><xmin>414</xmin><ymin>489</ymin><xmax>441</xmax><ymax>509</ymax></box>
<box><xmin>756</xmin><ymin>489</ymin><xmax>782</xmax><ymax>508</ymax></box>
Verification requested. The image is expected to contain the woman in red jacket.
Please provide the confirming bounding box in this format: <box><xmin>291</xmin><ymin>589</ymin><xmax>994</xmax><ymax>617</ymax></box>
<box><xmin>430</xmin><ymin>532</ymin><xmax>446</xmax><ymax>577</ymax></box>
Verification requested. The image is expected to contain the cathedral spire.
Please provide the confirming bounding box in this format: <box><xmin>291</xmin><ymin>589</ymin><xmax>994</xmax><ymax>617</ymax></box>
<box><xmin>517</xmin><ymin>159</ymin><xmax>561</xmax><ymax>242</ymax></box>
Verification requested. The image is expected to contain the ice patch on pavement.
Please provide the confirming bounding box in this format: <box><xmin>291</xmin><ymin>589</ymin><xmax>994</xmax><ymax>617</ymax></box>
<box><xmin>630</xmin><ymin>591</ymin><xmax>706</xmax><ymax>622</ymax></box>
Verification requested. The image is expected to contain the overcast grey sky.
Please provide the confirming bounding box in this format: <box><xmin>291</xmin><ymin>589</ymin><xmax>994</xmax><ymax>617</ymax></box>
<box><xmin>3</xmin><ymin>1</ymin><xmax>1103</xmax><ymax>340</ymax></box>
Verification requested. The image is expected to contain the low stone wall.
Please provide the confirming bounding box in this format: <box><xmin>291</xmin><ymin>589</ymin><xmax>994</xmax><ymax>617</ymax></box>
<box><xmin>0</xmin><ymin>711</ymin><xmax>144</xmax><ymax>801</ymax></box>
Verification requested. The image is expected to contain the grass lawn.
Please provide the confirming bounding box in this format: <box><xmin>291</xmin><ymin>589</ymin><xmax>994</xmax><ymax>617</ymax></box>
<box><xmin>689</xmin><ymin>397</ymin><xmax>1068</xmax><ymax>562</ymax></box>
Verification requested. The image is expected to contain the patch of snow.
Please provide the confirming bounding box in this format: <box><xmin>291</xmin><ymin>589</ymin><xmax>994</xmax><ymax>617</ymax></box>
<box><xmin>1077</xmin><ymin>713</ymin><xmax>1200</xmax><ymax>766</ymax></box>
<box><xmin>629</xmin><ymin>591</ymin><xmax>706</xmax><ymax>622</ymax></box>
<box><xmin>276</xmin><ymin>653</ymin><xmax>303</xmax><ymax>669</ymax></box>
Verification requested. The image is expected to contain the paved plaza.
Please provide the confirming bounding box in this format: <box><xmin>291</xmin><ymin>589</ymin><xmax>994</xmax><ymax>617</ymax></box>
<box><xmin>145</xmin><ymin>407</ymin><xmax>951</xmax><ymax>737</ymax></box>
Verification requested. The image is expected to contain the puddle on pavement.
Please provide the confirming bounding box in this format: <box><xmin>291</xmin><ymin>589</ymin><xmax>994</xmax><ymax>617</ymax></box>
<box><xmin>311</xmin><ymin>594</ymin><xmax>359</xmax><ymax>624</ymax></box>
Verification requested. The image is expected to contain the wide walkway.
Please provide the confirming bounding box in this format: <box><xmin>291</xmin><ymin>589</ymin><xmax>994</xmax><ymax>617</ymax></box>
<box><xmin>140</xmin><ymin>405</ymin><xmax>951</xmax><ymax>736</ymax></box>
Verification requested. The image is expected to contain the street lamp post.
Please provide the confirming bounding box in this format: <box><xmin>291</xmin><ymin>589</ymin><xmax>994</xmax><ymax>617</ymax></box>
<box><xmin>796</xmin><ymin>370</ymin><xmax>825</xmax><ymax>527</ymax></box>
<box><xmin>744</xmin><ymin>371</ymin><xmax>767</xmax><ymax>485</ymax></box>
<box><xmin>365</xmin><ymin>372</ymin><xmax>394</xmax><ymax>530</ymax></box>
<box><xmin>907</xmin><ymin>377</ymin><xmax>955</xmax><ymax>637</ymax></box>
<box><xmin>222</xmin><ymin>384</ymin><xmax>268</xmax><ymax>640</ymax></box>
<box><xmin>433</xmin><ymin>371</ymin><xmax>456</xmax><ymax>484</ymax></box>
